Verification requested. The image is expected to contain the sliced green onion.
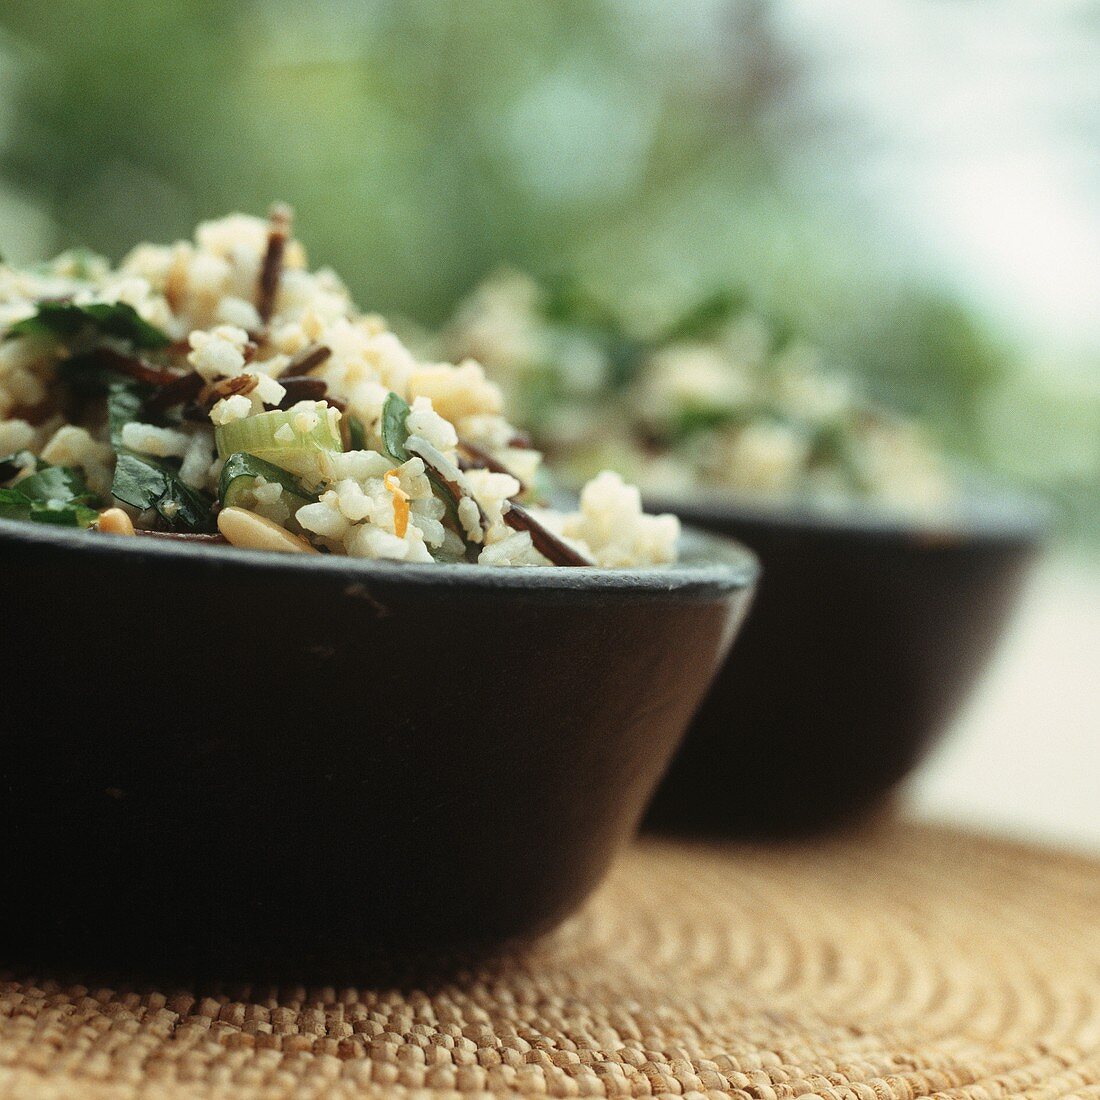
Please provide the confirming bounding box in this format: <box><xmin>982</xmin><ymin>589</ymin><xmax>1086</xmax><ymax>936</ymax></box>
<box><xmin>219</xmin><ymin>451</ymin><xmax>319</xmax><ymax>512</ymax></box>
<box><xmin>215</xmin><ymin>404</ymin><xmax>342</xmax><ymax>483</ymax></box>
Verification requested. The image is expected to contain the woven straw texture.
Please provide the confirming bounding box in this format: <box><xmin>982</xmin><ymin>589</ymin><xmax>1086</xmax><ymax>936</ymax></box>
<box><xmin>3</xmin><ymin>823</ymin><xmax>1100</xmax><ymax>1100</ymax></box>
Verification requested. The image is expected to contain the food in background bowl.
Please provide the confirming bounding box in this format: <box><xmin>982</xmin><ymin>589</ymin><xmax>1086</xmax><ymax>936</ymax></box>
<box><xmin>440</xmin><ymin>271</ymin><xmax>953</xmax><ymax>517</ymax></box>
<box><xmin>0</xmin><ymin>212</ymin><xmax>678</xmax><ymax>570</ymax></box>
<box><xmin>441</xmin><ymin>273</ymin><xmax>1044</xmax><ymax>836</ymax></box>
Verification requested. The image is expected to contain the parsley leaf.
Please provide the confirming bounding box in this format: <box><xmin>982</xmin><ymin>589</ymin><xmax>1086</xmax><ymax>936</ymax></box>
<box><xmin>346</xmin><ymin>413</ymin><xmax>367</xmax><ymax>451</ymax></box>
<box><xmin>6</xmin><ymin>300</ymin><xmax>171</xmax><ymax>350</ymax></box>
<box><xmin>660</xmin><ymin>289</ymin><xmax>748</xmax><ymax>344</ymax></box>
<box><xmin>381</xmin><ymin>391</ymin><xmax>411</xmax><ymax>463</ymax></box>
<box><xmin>0</xmin><ymin>462</ymin><xmax>100</xmax><ymax>528</ymax></box>
<box><xmin>106</xmin><ymin>378</ymin><xmax>215</xmax><ymax>532</ymax></box>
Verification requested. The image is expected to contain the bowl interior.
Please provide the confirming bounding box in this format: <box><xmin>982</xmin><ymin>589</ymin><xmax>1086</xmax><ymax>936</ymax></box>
<box><xmin>640</xmin><ymin>483</ymin><xmax>1051</xmax><ymax>548</ymax></box>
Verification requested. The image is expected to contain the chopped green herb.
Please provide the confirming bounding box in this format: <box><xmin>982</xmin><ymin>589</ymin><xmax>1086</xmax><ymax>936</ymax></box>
<box><xmin>422</xmin><ymin>464</ymin><xmax>481</xmax><ymax>563</ymax></box>
<box><xmin>106</xmin><ymin>377</ymin><xmax>145</xmax><ymax>446</ymax></box>
<box><xmin>0</xmin><ymin>486</ymin><xmax>99</xmax><ymax>527</ymax></box>
<box><xmin>669</xmin><ymin>403</ymin><xmax>744</xmax><ymax>442</ymax></box>
<box><xmin>542</xmin><ymin>277</ymin><xmax>618</xmax><ymax>331</ymax></box>
<box><xmin>659</xmin><ymin>289</ymin><xmax>748</xmax><ymax>344</ymax></box>
<box><xmin>106</xmin><ymin>379</ymin><xmax>216</xmax><ymax>531</ymax></box>
<box><xmin>346</xmin><ymin>413</ymin><xmax>367</xmax><ymax>451</ymax></box>
<box><xmin>604</xmin><ymin>333</ymin><xmax>645</xmax><ymax>391</ymax></box>
<box><xmin>110</xmin><ymin>452</ymin><xmax>214</xmax><ymax>531</ymax></box>
<box><xmin>381</xmin><ymin>391</ymin><xmax>411</xmax><ymax>463</ymax></box>
<box><xmin>0</xmin><ymin>462</ymin><xmax>100</xmax><ymax>528</ymax></box>
<box><xmin>426</xmin><ymin>469</ymin><xmax>465</xmax><ymax>527</ymax></box>
<box><xmin>808</xmin><ymin>420</ymin><xmax>872</xmax><ymax>492</ymax></box>
<box><xmin>6</xmin><ymin>299</ymin><xmax>171</xmax><ymax>349</ymax></box>
<box><xmin>16</xmin><ymin>464</ymin><xmax>98</xmax><ymax>506</ymax></box>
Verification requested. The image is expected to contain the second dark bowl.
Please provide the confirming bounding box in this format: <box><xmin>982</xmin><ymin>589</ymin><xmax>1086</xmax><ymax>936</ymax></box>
<box><xmin>643</xmin><ymin>490</ymin><xmax>1045</xmax><ymax>837</ymax></box>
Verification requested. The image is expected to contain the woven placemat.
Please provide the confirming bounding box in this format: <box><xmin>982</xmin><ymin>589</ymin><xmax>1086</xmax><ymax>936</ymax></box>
<box><xmin>3</xmin><ymin>822</ymin><xmax>1100</xmax><ymax>1099</ymax></box>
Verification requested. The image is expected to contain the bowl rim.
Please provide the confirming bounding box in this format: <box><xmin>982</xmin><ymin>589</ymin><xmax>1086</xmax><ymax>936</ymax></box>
<box><xmin>639</xmin><ymin>485</ymin><xmax>1051</xmax><ymax>545</ymax></box>
<box><xmin>0</xmin><ymin>515</ymin><xmax>758</xmax><ymax>596</ymax></box>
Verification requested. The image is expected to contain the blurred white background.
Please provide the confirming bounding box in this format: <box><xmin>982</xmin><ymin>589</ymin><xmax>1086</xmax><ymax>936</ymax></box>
<box><xmin>775</xmin><ymin>0</ymin><xmax>1100</xmax><ymax>353</ymax></box>
<box><xmin>771</xmin><ymin>0</ymin><xmax>1100</xmax><ymax>848</ymax></box>
<box><xmin>908</xmin><ymin>554</ymin><xmax>1100</xmax><ymax>851</ymax></box>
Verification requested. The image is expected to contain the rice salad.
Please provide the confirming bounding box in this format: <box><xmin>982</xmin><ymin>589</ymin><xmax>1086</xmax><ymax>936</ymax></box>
<box><xmin>0</xmin><ymin>208</ymin><xmax>678</xmax><ymax>568</ymax></box>
<box><xmin>441</xmin><ymin>272</ymin><xmax>954</xmax><ymax>516</ymax></box>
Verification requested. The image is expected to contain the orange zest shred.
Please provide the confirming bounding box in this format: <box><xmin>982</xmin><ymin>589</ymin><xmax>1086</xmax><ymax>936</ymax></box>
<box><xmin>384</xmin><ymin>469</ymin><xmax>410</xmax><ymax>538</ymax></box>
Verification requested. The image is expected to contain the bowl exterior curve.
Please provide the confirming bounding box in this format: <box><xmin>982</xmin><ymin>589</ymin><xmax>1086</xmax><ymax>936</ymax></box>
<box><xmin>0</xmin><ymin>523</ymin><xmax>754</xmax><ymax>976</ymax></box>
<box><xmin>644</xmin><ymin>500</ymin><xmax>1040</xmax><ymax>837</ymax></box>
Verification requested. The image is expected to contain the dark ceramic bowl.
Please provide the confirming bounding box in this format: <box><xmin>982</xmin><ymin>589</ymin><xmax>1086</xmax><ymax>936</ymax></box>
<box><xmin>642</xmin><ymin>489</ymin><xmax>1045</xmax><ymax>838</ymax></box>
<box><xmin>0</xmin><ymin>517</ymin><xmax>755</xmax><ymax>979</ymax></box>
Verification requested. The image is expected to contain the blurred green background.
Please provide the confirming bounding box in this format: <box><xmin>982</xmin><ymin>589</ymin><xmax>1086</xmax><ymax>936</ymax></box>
<box><xmin>0</xmin><ymin>0</ymin><xmax>1096</xmax><ymax>536</ymax></box>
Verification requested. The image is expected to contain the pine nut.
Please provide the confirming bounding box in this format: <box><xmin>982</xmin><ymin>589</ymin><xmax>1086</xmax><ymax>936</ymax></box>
<box><xmin>97</xmin><ymin>508</ymin><xmax>136</xmax><ymax>536</ymax></box>
<box><xmin>217</xmin><ymin>507</ymin><xmax>318</xmax><ymax>554</ymax></box>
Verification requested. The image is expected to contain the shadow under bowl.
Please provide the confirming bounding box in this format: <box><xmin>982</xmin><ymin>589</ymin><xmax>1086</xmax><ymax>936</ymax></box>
<box><xmin>0</xmin><ymin>517</ymin><xmax>755</xmax><ymax>980</ymax></box>
<box><xmin>641</xmin><ymin>490</ymin><xmax>1046</xmax><ymax>839</ymax></box>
